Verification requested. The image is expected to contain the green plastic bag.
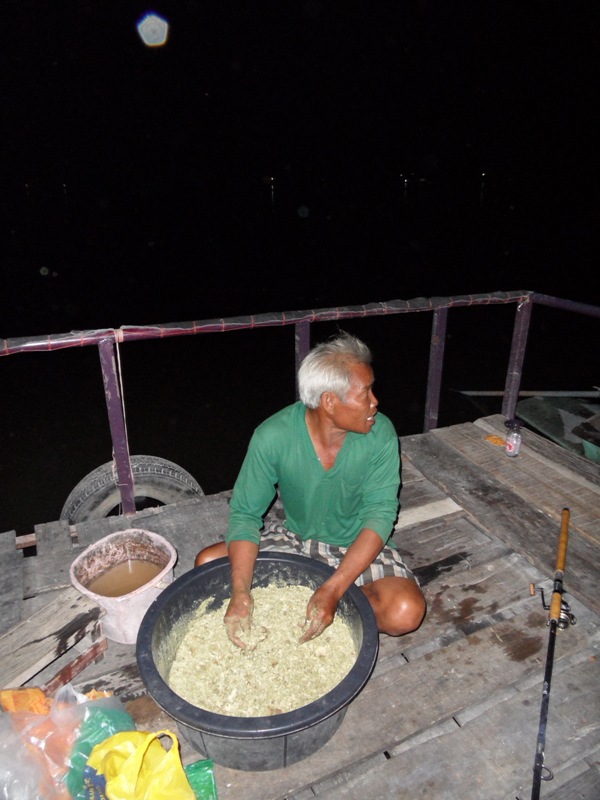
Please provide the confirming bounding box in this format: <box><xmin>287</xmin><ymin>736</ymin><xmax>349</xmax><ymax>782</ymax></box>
<box><xmin>184</xmin><ymin>758</ymin><xmax>218</xmax><ymax>800</ymax></box>
<box><xmin>66</xmin><ymin>699</ymin><xmax>135</xmax><ymax>800</ymax></box>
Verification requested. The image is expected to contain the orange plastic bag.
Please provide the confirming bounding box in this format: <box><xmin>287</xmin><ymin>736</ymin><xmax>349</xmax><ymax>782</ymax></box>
<box><xmin>85</xmin><ymin>729</ymin><xmax>196</xmax><ymax>800</ymax></box>
<box><xmin>6</xmin><ymin>686</ymin><xmax>83</xmax><ymax>799</ymax></box>
<box><xmin>0</xmin><ymin>687</ymin><xmax>52</xmax><ymax>715</ymax></box>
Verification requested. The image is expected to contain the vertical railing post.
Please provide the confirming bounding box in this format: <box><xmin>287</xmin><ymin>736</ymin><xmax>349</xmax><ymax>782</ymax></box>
<box><xmin>294</xmin><ymin>320</ymin><xmax>311</xmax><ymax>399</ymax></box>
<box><xmin>97</xmin><ymin>336</ymin><xmax>136</xmax><ymax>515</ymax></box>
<box><xmin>502</xmin><ymin>298</ymin><xmax>533</xmax><ymax>419</ymax></box>
<box><xmin>423</xmin><ymin>306</ymin><xmax>448</xmax><ymax>432</ymax></box>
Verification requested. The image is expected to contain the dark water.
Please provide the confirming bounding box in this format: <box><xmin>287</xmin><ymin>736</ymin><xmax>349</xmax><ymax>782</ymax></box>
<box><xmin>1</xmin><ymin>2</ymin><xmax>598</xmax><ymax>533</ymax></box>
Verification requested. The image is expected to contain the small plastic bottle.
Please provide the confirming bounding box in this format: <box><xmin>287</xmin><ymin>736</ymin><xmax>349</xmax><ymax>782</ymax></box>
<box><xmin>504</xmin><ymin>419</ymin><xmax>522</xmax><ymax>457</ymax></box>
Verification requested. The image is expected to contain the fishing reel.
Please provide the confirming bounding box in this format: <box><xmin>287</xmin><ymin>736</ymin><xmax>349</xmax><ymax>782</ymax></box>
<box><xmin>529</xmin><ymin>583</ymin><xmax>577</xmax><ymax>629</ymax></box>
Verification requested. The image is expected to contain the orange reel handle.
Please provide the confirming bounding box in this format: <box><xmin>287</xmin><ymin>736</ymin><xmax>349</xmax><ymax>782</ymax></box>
<box><xmin>549</xmin><ymin>508</ymin><xmax>570</xmax><ymax>622</ymax></box>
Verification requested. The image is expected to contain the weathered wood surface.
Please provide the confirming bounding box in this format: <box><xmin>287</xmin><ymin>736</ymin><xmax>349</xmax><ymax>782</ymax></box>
<box><xmin>24</xmin><ymin>520</ymin><xmax>75</xmax><ymax>596</ymax></box>
<box><xmin>2</xmin><ymin>416</ymin><xmax>600</xmax><ymax>800</ymax></box>
<box><xmin>0</xmin><ymin>586</ymin><xmax>103</xmax><ymax>688</ymax></box>
<box><xmin>401</xmin><ymin>417</ymin><xmax>600</xmax><ymax>617</ymax></box>
<box><xmin>542</xmin><ymin>764</ymin><xmax>600</xmax><ymax>800</ymax></box>
<box><xmin>319</xmin><ymin>652</ymin><xmax>600</xmax><ymax>800</ymax></box>
<box><xmin>0</xmin><ymin>530</ymin><xmax>22</xmax><ymax>633</ymax></box>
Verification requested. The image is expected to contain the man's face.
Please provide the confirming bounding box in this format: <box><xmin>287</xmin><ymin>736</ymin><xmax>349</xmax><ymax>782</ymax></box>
<box><xmin>329</xmin><ymin>362</ymin><xmax>378</xmax><ymax>434</ymax></box>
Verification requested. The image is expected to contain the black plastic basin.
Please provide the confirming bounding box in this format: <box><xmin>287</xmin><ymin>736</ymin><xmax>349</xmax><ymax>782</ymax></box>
<box><xmin>136</xmin><ymin>552</ymin><xmax>379</xmax><ymax>771</ymax></box>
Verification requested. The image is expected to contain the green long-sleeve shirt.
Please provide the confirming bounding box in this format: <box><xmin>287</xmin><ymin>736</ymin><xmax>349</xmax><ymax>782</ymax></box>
<box><xmin>226</xmin><ymin>401</ymin><xmax>401</xmax><ymax>548</ymax></box>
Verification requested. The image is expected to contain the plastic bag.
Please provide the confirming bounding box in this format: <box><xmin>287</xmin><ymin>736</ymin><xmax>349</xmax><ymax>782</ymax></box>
<box><xmin>84</xmin><ymin>730</ymin><xmax>196</xmax><ymax>800</ymax></box>
<box><xmin>5</xmin><ymin>685</ymin><xmax>85</xmax><ymax>799</ymax></box>
<box><xmin>66</xmin><ymin>697</ymin><xmax>135</xmax><ymax>800</ymax></box>
<box><xmin>0</xmin><ymin>688</ymin><xmax>51</xmax><ymax>716</ymax></box>
<box><xmin>184</xmin><ymin>759</ymin><xmax>218</xmax><ymax>800</ymax></box>
<box><xmin>1</xmin><ymin>685</ymin><xmax>135</xmax><ymax>800</ymax></box>
<box><xmin>0</xmin><ymin>711</ymin><xmax>48</xmax><ymax>800</ymax></box>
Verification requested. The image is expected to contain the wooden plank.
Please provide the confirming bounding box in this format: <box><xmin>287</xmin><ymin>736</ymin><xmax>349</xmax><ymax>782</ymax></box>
<box><xmin>42</xmin><ymin>636</ymin><xmax>108</xmax><ymax>695</ymax></box>
<box><xmin>314</xmin><ymin>652</ymin><xmax>600</xmax><ymax>800</ymax></box>
<box><xmin>400</xmin><ymin>427</ymin><xmax>600</xmax><ymax>617</ymax></box>
<box><xmin>478</xmin><ymin>413</ymin><xmax>600</xmax><ymax>488</ymax></box>
<box><xmin>74</xmin><ymin>515</ymin><xmax>121</xmax><ymax>547</ymax></box>
<box><xmin>314</xmin><ymin>725</ymin><xmax>493</xmax><ymax>800</ymax></box>
<box><xmin>402</xmin><ymin>552</ymin><xmax>546</xmax><ymax>662</ymax></box>
<box><xmin>439</xmin><ymin>419</ymin><xmax>600</xmax><ymax>541</ymax></box>
<box><xmin>395</xmin><ymin>497</ymin><xmax>462</xmax><ymax>531</ymax></box>
<box><xmin>542</xmin><ymin>765</ymin><xmax>600</xmax><ymax>800</ymax></box>
<box><xmin>35</xmin><ymin>519</ymin><xmax>74</xmax><ymax>555</ymax></box>
<box><xmin>128</xmin><ymin>497</ymin><xmax>231</xmax><ymax>576</ymax></box>
<box><xmin>23</xmin><ymin>520</ymin><xmax>76</xmax><ymax>595</ymax></box>
<box><xmin>0</xmin><ymin>586</ymin><xmax>103</xmax><ymax>688</ymax></box>
<box><xmin>0</xmin><ymin>530</ymin><xmax>22</xmax><ymax>634</ymax></box>
<box><xmin>76</xmin><ymin>661</ymin><xmax>148</xmax><ymax>703</ymax></box>
<box><xmin>396</xmin><ymin>516</ymin><xmax>512</xmax><ymax>577</ymax></box>
<box><xmin>380</xmin><ymin>546</ymin><xmax>545</xmax><ymax>665</ymax></box>
<box><xmin>472</xmin><ymin>417</ymin><xmax>600</xmax><ymax>548</ymax></box>
<box><xmin>463</xmin><ymin>419</ymin><xmax>600</xmax><ymax>529</ymax></box>
<box><xmin>399</xmin><ymin>455</ymin><xmax>425</xmax><ymax>486</ymax></box>
<box><xmin>439</xmin><ymin>421</ymin><xmax>600</xmax><ymax>566</ymax></box>
<box><xmin>398</xmin><ymin>474</ymin><xmax>450</xmax><ymax>511</ymax></box>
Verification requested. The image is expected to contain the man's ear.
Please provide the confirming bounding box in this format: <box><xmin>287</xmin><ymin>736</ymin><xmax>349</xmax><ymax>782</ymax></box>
<box><xmin>321</xmin><ymin>392</ymin><xmax>337</xmax><ymax>413</ymax></box>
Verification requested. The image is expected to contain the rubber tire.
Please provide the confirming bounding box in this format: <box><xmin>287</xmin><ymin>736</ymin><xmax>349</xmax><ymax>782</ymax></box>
<box><xmin>60</xmin><ymin>455</ymin><xmax>204</xmax><ymax>524</ymax></box>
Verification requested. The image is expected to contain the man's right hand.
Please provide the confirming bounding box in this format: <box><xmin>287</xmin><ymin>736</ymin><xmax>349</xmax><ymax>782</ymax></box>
<box><xmin>225</xmin><ymin>539</ymin><xmax>259</xmax><ymax>648</ymax></box>
<box><xmin>224</xmin><ymin>589</ymin><xmax>254</xmax><ymax>649</ymax></box>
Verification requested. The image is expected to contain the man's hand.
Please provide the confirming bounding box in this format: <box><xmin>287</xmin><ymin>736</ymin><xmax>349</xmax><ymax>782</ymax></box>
<box><xmin>299</xmin><ymin>528</ymin><xmax>385</xmax><ymax>643</ymax></box>
<box><xmin>299</xmin><ymin>583</ymin><xmax>340</xmax><ymax>643</ymax></box>
<box><xmin>225</xmin><ymin>539</ymin><xmax>259</xmax><ymax>648</ymax></box>
<box><xmin>224</xmin><ymin>589</ymin><xmax>254</xmax><ymax>649</ymax></box>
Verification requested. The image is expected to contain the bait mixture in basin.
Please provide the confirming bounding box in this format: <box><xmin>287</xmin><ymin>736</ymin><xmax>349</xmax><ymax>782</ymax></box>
<box><xmin>168</xmin><ymin>584</ymin><xmax>358</xmax><ymax>716</ymax></box>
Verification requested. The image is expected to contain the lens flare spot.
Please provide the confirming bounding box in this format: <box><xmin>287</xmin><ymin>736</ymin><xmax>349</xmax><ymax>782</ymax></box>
<box><xmin>137</xmin><ymin>13</ymin><xmax>169</xmax><ymax>47</ymax></box>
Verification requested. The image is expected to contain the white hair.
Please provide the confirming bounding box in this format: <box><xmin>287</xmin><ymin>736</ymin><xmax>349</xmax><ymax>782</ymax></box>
<box><xmin>298</xmin><ymin>332</ymin><xmax>372</xmax><ymax>409</ymax></box>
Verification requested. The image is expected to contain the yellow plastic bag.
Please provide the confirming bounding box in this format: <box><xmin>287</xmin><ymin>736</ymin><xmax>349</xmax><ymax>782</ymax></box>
<box><xmin>85</xmin><ymin>729</ymin><xmax>196</xmax><ymax>800</ymax></box>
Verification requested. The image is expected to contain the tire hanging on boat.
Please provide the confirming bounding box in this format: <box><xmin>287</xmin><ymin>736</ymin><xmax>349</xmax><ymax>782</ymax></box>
<box><xmin>60</xmin><ymin>455</ymin><xmax>204</xmax><ymax>524</ymax></box>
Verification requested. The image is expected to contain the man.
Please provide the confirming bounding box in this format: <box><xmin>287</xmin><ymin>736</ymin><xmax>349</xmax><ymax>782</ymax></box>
<box><xmin>195</xmin><ymin>331</ymin><xmax>426</xmax><ymax>647</ymax></box>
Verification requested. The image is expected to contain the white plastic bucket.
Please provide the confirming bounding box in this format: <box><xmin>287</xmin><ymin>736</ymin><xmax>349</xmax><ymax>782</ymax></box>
<box><xmin>69</xmin><ymin>528</ymin><xmax>177</xmax><ymax>644</ymax></box>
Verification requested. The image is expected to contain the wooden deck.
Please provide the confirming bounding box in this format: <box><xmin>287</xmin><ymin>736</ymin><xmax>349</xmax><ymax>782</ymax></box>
<box><xmin>1</xmin><ymin>414</ymin><xmax>600</xmax><ymax>799</ymax></box>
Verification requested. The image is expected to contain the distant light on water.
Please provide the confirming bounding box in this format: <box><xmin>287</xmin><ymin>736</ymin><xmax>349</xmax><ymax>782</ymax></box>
<box><xmin>137</xmin><ymin>13</ymin><xmax>169</xmax><ymax>47</ymax></box>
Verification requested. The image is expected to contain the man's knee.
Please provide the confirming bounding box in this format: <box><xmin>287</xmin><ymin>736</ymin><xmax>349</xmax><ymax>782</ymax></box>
<box><xmin>388</xmin><ymin>586</ymin><xmax>426</xmax><ymax>635</ymax></box>
<box><xmin>363</xmin><ymin>578</ymin><xmax>426</xmax><ymax>636</ymax></box>
<box><xmin>194</xmin><ymin>541</ymin><xmax>228</xmax><ymax>568</ymax></box>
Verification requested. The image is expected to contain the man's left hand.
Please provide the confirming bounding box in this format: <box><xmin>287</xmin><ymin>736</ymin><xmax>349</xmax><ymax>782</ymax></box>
<box><xmin>299</xmin><ymin>584</ymin><xmax>340</xmax><ymax>643</ymax></box>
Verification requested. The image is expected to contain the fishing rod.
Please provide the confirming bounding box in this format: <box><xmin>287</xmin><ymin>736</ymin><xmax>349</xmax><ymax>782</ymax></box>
<box><xmin>527</xmin><ymin>508</ymin><xmax>576</xmax><ymax>800</ymax></box>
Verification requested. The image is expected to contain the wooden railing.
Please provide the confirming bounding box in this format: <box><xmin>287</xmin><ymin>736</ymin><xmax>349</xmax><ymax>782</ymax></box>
<box><xmin>2</xmin><ymin>290</ymin><xmax>599</xmax><ymax>515</ymax></box>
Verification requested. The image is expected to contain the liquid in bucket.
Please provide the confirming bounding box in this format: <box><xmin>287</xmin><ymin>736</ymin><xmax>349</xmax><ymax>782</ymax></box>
<box><xmin>86</xmin><ymin>559</ymin><xmax>164</xmax><ymax>597</ymax></box>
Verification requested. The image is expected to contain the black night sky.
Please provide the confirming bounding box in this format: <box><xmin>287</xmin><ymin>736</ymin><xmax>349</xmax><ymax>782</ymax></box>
<box><xmin>3</xmin><ymin>1</ymin><xmax>598</xmax><ymax>332</ymax></box>
<box><xmin>1</xmin><ymin>1</ymin><xmax>598</xmax><ymax>532</ymax></box>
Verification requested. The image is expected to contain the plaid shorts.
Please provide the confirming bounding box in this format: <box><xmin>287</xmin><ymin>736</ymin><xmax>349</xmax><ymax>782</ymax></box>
<box><xmin>260</xmin><ymin>523</ymin><xmax>416</xmax><ymax>587</ymax></box>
